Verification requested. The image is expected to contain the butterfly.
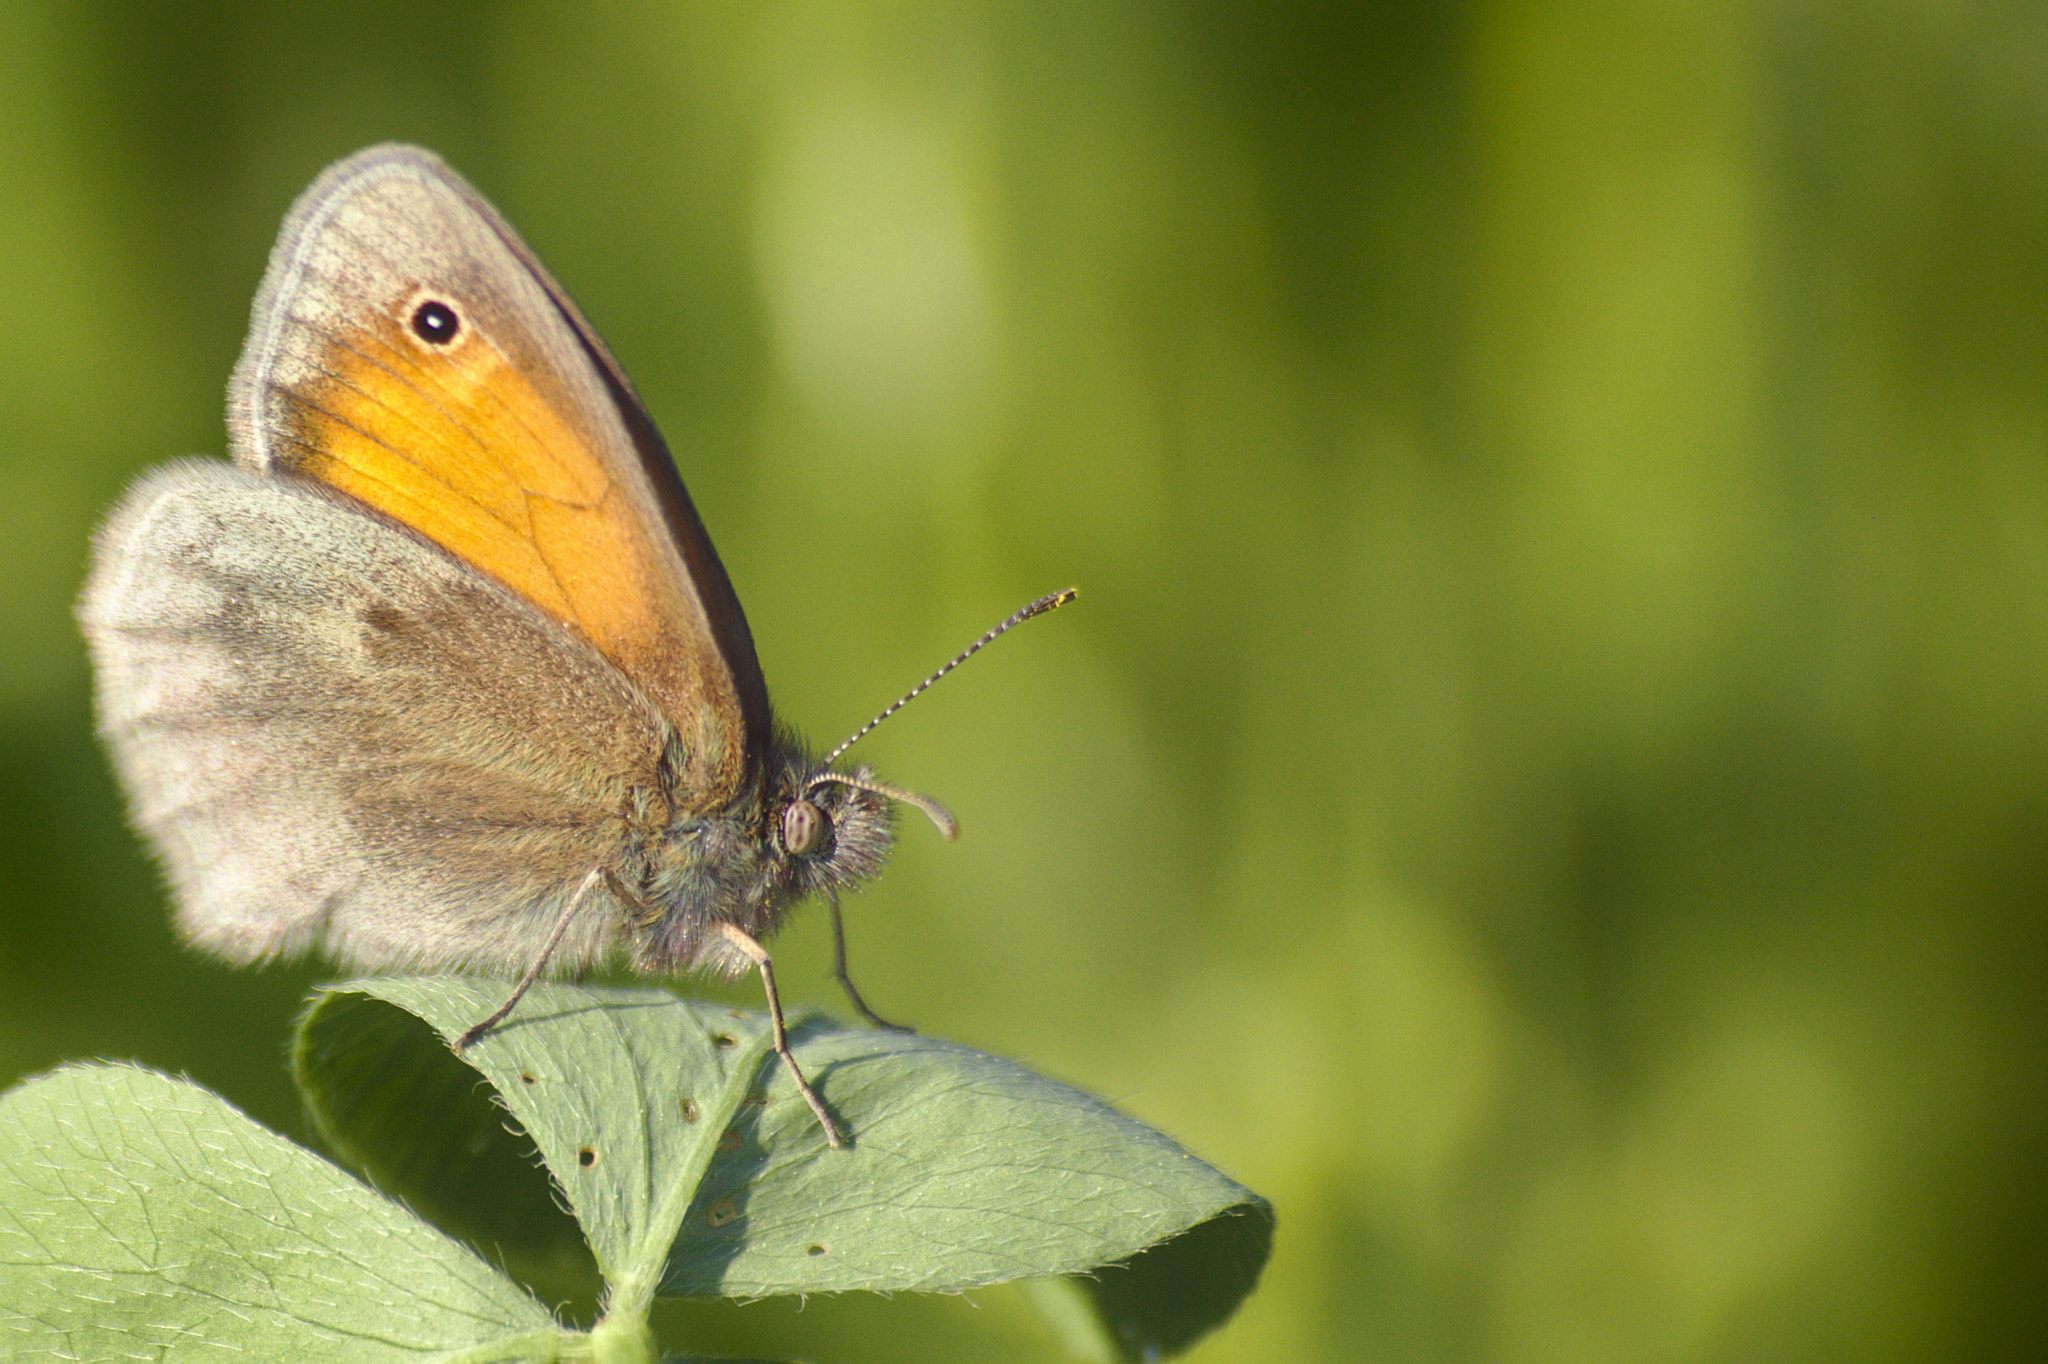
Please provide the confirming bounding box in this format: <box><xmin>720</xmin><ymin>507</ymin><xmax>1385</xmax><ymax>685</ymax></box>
<box><xmin>81</xmin><ymin>144</ymin><xmax>1069</xmax><ymax>1145</ymax></box>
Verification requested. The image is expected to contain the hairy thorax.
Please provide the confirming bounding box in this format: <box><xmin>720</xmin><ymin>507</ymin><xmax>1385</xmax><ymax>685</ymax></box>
<box><xmin>620</xmin><ymin>731</ymin><xmax>894</xmax><ymax>977</ymax></box>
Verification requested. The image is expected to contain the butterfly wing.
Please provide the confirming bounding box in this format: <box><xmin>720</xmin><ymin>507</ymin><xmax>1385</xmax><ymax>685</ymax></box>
<box><xmin>228</xmin><ymin>144</ymin><xmax>769</xmax><ymax>808</ymax></box>
<box><xmin>81</xmin><ymin>460</ymin><xmax>664</xmax><ymax>974</ymax></box>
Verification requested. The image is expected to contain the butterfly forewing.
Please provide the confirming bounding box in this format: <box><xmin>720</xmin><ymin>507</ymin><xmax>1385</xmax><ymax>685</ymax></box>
<box><xmin>230</xmin><ymin>147</ymin><xmax>768</xmax><ymax>809</ymax></box>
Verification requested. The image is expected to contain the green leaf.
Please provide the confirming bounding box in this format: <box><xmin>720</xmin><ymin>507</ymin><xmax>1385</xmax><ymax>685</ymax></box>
<box><xmin>0</xmin><ymin>1062</ymin><xmax>562</xmax><ymax>1362</ymax></box>
<box><xmin>296</xmin><ymin>979</ymin><xmax>1271</xmax><ymax>1353</ymax></box>
<box><xmin>1019</xmin><ymin>1202</ymin><xmax>1277</xmax><ymax>1362</ymax></box>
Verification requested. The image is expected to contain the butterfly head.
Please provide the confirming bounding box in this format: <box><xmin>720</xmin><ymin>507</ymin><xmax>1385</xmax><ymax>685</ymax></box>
<box><xmin>630</xmin><ymin>732</ymin><xmax>926</xmax><ymax>975</ymax></box>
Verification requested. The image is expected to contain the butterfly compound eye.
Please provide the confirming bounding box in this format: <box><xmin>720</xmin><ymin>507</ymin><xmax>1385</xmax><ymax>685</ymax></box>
<box><xmin>780</xmin><ymin>799</ymin><xmax>830</xmax><ymax>856</ymax></box>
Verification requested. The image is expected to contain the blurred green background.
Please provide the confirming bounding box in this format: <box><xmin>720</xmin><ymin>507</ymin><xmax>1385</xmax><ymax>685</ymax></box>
<box><xmin>3</xmin><ymin>1</ymin><xmax>2044</xmax><ymax>1360</ymax></box>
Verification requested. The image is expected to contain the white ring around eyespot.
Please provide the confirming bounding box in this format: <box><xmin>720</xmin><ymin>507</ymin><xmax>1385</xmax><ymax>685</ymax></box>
<box><xmin>397</xmin><ymin>285</ymin><xmax>469</xmax><ymax>351</ymax></box>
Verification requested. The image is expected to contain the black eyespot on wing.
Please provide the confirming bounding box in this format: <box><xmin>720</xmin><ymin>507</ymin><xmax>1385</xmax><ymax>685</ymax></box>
<box><xmin>410</xmin><ymin>298</ymin><xmax>461</xmax><ymax>345</ymax></box>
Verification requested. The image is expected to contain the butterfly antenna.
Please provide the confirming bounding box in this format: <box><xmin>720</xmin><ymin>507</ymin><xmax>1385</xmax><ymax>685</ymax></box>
<box><xmin>805</xmin><ymin>589</ymin><xmax>1077</xmax><ymax>840</ymax></box>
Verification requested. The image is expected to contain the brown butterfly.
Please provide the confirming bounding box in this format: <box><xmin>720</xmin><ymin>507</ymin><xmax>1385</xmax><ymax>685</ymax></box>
<box><xmin>80</xmin><ymin>144</ymin><xmax>1069</xmax><ymax>1146</ymax></box>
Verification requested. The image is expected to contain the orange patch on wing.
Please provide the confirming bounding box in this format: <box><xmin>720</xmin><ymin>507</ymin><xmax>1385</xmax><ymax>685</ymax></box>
<box><xmin>272</xmin><ymin>309</ymin><xmax>735</xmax><ymax>758</ymax></box>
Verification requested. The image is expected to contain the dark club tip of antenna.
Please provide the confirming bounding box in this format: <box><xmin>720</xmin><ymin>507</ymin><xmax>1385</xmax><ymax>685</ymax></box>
<box><xmin>811</xmin><ymin>587</ymin><xmax>1080</xmax><ymax>777</ymax></box>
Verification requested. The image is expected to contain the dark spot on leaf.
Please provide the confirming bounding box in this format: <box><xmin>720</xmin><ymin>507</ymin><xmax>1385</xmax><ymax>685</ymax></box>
<box><xmin>577</xmin><ymin>1146</ymin><xmax>598</xmax><ymax>1168</ymax></box>
<box><xmin>717</xmin><ymin>1128</ymin><xmax>742</xmax><ymax>1153</ymax></box>
<box><xmin>519</xmin><ymin>1071</ymin><xmax>537</xmax><ymax>1085</ymax></box>
<box><xmin>807</xmin><ymin>1243</ymin><xmax>828</xmax><ymax>1257</ymax></box>
<box><xmin>680</xmin><ymin>1097</ymin><xmax>700</xmax><ymax>1122</ymax></box>
<box><xmin>713</xmin><ymin>1033</ymin><xmax>737</xmax><ymax>1048</ymax></box>
<box><xmin>706</xmin><ymin>1200</ymin><xmax>738</xmax><ymax>1228</ymax></box>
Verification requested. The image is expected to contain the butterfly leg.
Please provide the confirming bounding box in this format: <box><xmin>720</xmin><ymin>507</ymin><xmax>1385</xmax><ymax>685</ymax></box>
<box><xmin>828</xmin><ymin>894</ymin><xmax>913</xmax><ymax>1033</ymax></box>
<box><xmin>714</xmin><ymin>920</ymin><xmax>844</xmax><ymax>1147</ymax></box>
<box><xmin>454</xmin><ymin>866</ymin><xmax>605</xmax><ymax>1051</ymax></box>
